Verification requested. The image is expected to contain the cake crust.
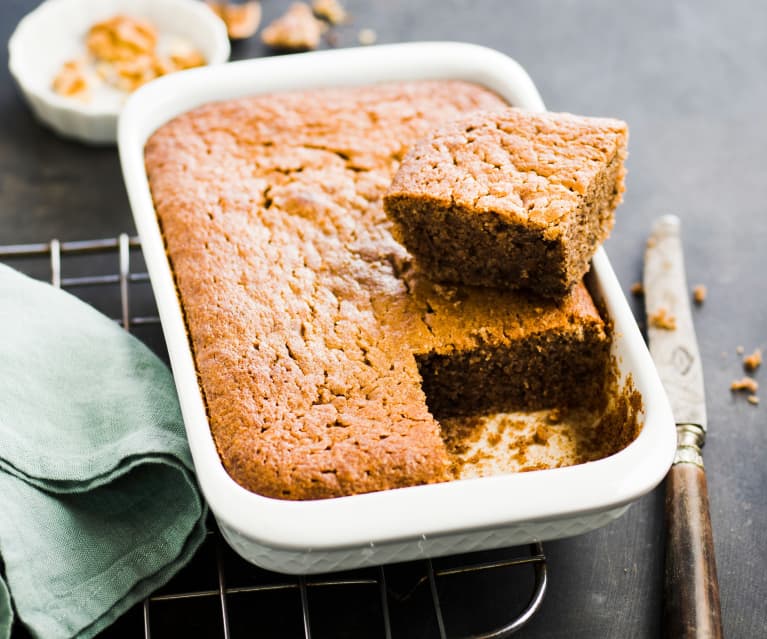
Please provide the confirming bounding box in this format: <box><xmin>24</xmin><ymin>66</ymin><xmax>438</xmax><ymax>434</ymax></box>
<box><xmin>383</xmin><ymin>108</ymin><xmax>628</xmax><ymax>296</ymax></box>
<box><xmin>145</xmin><ymin>82</ymin><xmax>611</xmax><ymax>500</ymax></box>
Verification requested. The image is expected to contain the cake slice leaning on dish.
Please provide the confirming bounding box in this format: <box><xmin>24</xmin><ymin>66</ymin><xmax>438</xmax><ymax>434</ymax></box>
<box><xmin>383</xmin><ymin>108</ymin><xmax>628</xmax><ymax>297</ymax></box>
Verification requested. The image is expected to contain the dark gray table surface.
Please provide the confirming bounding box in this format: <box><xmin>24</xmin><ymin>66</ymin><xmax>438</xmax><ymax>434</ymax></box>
<box><xmin>1</xmin><ymin>1</ymin><xmax>765</xmax><ymax>637</ymax></box>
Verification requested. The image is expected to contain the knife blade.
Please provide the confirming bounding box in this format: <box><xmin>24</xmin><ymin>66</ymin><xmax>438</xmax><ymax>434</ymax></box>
<box><xmin>643</xmin><ymin>214</ymin><xmax>723</xmax><ymax>639</ymax></box>
<box><xmin>644</xmin><ymin>215</ymin><xmax>707</xmax><ymax>432</ymax></box>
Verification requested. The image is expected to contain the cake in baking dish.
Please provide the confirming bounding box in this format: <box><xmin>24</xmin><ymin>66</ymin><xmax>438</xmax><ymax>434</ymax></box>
<box><xmin>384</xmin><ymin>107</ymin><xmax>628</xmax><ymax>297</ymax></box>
<box><xmin>144</xmin><ymin>80</ymin><xmax>611</xmax><ymax>500</ymax></box>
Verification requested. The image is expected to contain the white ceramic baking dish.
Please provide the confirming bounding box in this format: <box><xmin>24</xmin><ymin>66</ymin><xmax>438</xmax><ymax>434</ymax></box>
<box><xmin>119</xmin><ymin>42</ymin><xmax>676</xmax><ymax>575</ymax></box>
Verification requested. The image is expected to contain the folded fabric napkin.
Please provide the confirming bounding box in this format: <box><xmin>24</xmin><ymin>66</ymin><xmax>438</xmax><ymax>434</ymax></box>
<box><xmin>0</xmin><ymin>264</ymin><xmax>206</xmax><ymax>639</ymax></box>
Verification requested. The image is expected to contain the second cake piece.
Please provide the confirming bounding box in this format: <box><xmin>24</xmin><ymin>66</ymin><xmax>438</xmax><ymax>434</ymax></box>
<box><xmin>383</xmin><ymin>107</ymin><xmax>628</xmax><ymax>297</ymax></box>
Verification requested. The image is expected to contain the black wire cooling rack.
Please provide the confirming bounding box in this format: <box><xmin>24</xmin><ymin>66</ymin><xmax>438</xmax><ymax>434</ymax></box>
<box><xmin>0</xmin><ymin>235</ymin><xmax>547</xmax><ymax>639</ymax></box>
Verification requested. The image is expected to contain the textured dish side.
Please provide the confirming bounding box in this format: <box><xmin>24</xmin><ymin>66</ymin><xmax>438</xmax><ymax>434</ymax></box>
<box><xmin>119</xmin><ymin>43</ymin><xmax>676</xmax><ymax>572</ymax></box>
<box><xmin>219</xmin><ymin>505</ymin><xmax>631</xmax><ymax>575</ymax></box>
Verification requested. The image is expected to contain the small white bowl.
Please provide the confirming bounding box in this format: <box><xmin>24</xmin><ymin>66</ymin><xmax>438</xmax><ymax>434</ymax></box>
<box><xmin>8</xmin><ymin>0</ymin><xmax>230</xmax><ymax>144</ymax></box>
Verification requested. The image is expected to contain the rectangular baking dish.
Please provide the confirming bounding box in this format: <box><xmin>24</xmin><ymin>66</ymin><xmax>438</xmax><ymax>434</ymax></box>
<box><xmin>119</xmin><ymin>42</ymin><xmax>676</xmax><ymax>575</ymax></box>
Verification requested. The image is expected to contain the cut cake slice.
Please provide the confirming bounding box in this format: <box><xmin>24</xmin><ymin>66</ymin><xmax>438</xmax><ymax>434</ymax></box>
<box><xmin>383</xmin><ymin>107</ymin><xmax>628</xmax><ymax>297</ymax></box>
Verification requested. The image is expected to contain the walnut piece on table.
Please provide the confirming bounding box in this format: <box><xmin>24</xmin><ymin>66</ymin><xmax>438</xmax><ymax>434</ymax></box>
<box><xmin>648</xmin><ymin>307</ymin><xmax>676</xmax><ymax>330</ymax></box>
<box><xmin>262</xmin><ymin>3</ymin><xmax>325</xmax><ymax>50</ymax></box>
<box><xmin>692</xmin><ymin>283</ymin><xmax>707</xmax><ymax>305</ymax></box>
<box><xmin>312</xmin><ymin>0</ymin><xmax>347</xmax><ymax>24</ymax></box>
<box><xmin>731</xmin><ymin>377</ymin><xmax>759</xmax><ymax>393</ymax></box>
<box><xmin>743</xmin><ymin>348</ymin><xmax>762</xmax><ymax>371</ymax></box>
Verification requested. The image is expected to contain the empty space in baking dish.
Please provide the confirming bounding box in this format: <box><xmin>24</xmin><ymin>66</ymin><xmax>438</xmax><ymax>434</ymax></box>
<box><xmin>119</xmin><ymin>43</ymin><xmax>675</xmax><ymax>567</ymax></box>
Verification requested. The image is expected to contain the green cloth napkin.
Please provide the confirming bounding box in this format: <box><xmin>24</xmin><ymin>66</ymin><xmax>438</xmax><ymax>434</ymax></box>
<box><xmin>0</xmin><ymin>263</ymin><xmax>207</xmax><ymax>639</ymax></box>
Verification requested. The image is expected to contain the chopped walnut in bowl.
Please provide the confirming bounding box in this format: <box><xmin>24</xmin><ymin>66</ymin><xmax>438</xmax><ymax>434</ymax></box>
<box><xmin>52</xmin><ymin>14</ymin><xmax>207</xmax><ymax>100</ymax></box>
<box><xmin>9</xmin><ymin>0</ymin><xmax>230</xmax><ymax>143</ymax></box>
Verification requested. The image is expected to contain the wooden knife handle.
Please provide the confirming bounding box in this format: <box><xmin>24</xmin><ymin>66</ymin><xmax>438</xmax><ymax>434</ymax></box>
<box><xmin>663</xmin><ymin>458</ymin><xmax>723</xmax><ymax>638</ymax></box>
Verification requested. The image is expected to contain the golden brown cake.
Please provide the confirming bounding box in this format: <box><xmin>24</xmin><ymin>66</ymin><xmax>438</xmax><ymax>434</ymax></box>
<box><xmin>144</xmin><ymin>81</ymin><xmax>611</xmax><ymax>501</ymax></box>
<box><xmin>383</xmin><ymin>108</ymin><xmax>628</xmax><ymax>297</ymax></box>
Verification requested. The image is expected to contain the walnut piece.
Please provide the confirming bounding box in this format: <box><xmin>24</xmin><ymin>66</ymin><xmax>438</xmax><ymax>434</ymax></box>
<box><xmin>112</xmin><ymin>54</ymin><xmax>161</xmax><ymax>92</ymax></box>
<box><xmin>743</xmin><ymin>348</ymin><xmax>762</xmax><ymax>371</ymax></box>
<box><xmin>53</xmin><ymin>14</ymin><xmax>206</xmax><ymax>100</ymax></box>
<box><xmin>51</xmin><ymin>59</ymin><xmax>89</xmax><ymax>100</ymax></box>
<box><xmin>207</xmin><ymin>1</ymin><xmax>262</xmax><ymax>39</ymax></box>
<box><xmin>168</xmin><ymin>43</ymin><xmax>207</xmax><ymax>71</ymax></box>
<box><xmin>692</xmin><ymin>284</ymin><xmax>707</xmax><ymax>305</ymax></box>
<box><xmin>731</xmin><ymin>377</ymin><xmax>759</xmax><ymax>393</ymax></box>
<box><xmin>86</xmin><ymin>15</ymin><xmax>157</xmax><ymax>62</ymax></box>
<box><xmin>649</xmin><ymin>307</ymin><xmax>676</xmax><ymax>330</ymax></box>
<box><xmin>262</xmin><ymin>3</ymin><xmax>324</xmax><ymax>50</ymax></box>
<box><xmin>312</xmin><ymin>0</ymin><xmax>347</xmax><ymax>24</ymax></box>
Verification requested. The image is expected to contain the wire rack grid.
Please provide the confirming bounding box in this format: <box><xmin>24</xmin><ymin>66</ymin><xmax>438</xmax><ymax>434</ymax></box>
<box><xmin>0</xmin><ymin>235</ymin><xmax>547</xmax><ymax>639</ymax></box>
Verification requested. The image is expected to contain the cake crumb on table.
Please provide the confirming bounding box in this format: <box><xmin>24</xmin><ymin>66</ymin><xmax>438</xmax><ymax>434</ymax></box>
<box><xmin>736</xmin><ymin>345</ymin><xmax>745</xmax><ymax>355</ymax></box>
<box><xmin>743</xmin><ymin>348</ymin><xmax>762</xmax><ymax>371</ymax></box>
<box><xmin>692</xmin><ymin>284</ymin><xmax>707</xmax><ymax>305</ymax></box>
<box><xmin>262</xmin><ymin>2</ymin><xmax>324</xmax><ymax>50</ymax></box>
<box><xmin>731</xmin><ymin>377</ymin><xmax>759</xmax><ymax>393</ymax></box>
<box><xmin>747</xmin><ymin>395</ymin><xmax>760</xmax><ymax>405</ymax></box>
<box><xmin>630</xmin><ymin>282</ymin><xmax>644</xmax><ymax>296</ymax></box>
<box><xmin>357</xmin><ymin>28</ymin><xmax>377</xmax><ymax>45</ymax></box>
<box><xmin>649</xmin><ymin>307</ymin><xmax>677</xmax><ymax>330</ymax></box>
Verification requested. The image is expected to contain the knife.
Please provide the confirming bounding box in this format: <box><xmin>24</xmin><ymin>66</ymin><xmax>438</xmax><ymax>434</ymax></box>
<box><xmin>644</xmin><ymin>215</ymin><xmax>723</xmax><ymax>639</ymax></box>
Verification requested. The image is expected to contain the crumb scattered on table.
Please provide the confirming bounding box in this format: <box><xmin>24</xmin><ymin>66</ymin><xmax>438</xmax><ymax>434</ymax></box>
<box><xmin>262</xmin><ymin>2</ymin><xmax>324</xmax><ymax>50</ymax></box>
<box><xmin>747</xmin><ymin>395</ymin><xmax>760</xmax><ymax>405</ymax></box>
<box><xmin>312</xmin><ymin>0</ymin><xmax>347</xmax><ymax>24</ymax></box>
<box><xmin>630</xmin><ymin>281</ymin><xmax>644</xmax><ymax>296</ymax></box>
<box><xmin>731</xmin><ymin>377</ymin><xmax>759</xmax><ymax>393</ymax></box>
<box><xmin>736</xmin><ymin>345</ymin><xmax>744</xmax><ymax>355</ymax></box>
<box><xmin>207</xmin><ymin>1</ymin><xmax>262</xmax><ymax>40</ymax></box>
<box><xmin>692</xmin><ymin>284</ymin><xmax>707</xmax><ymax>305</ymax></box>
<box><xmin>743</xmin><ymin>348</ymin><xmax>762</xmax><ymax>371</ymax></box>
<box><xmin>357</xmin><ymin>27</ymin><xmax>377</xmax><ymax>45</ymax></box>
<box><xmin>649</xmin><ymin>307</ymin><xmax>676</xmax><ymax>330</ymax></box>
